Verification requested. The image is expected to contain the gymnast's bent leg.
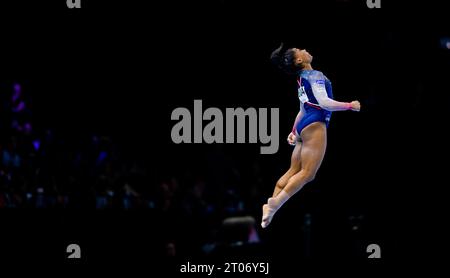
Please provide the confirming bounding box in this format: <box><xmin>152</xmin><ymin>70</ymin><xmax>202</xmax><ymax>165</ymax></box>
<box><xmin>272</xmin><ymin>141</ymin><xmax>303</xmax><ymax>198</ymax></box>
<box><xmin>262</xmin><ymin>122</ymin><xmax>327</xmax><ymax>228</ymax></box>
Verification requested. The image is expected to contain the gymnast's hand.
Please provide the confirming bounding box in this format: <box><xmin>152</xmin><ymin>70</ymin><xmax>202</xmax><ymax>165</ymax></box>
<box><xmin>350</xmin><ymin>100</ymin><xmax>361</xmax><ymax>111</ymax></box>
<box><xmin>287</xmin><ymin>132</ymin><xmax>297</xmax><ymax>146</ymax></box>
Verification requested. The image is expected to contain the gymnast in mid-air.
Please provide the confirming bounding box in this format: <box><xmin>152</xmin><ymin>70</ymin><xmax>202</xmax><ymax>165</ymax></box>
<box><xmin>261</xmin><ymin>43</ymin><xmax>361</xmax><ymax>228</ymax></box>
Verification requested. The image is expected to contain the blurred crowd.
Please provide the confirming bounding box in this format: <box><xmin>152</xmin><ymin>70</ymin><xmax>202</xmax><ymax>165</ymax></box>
<box><xmin>0</xmin><ymin>83</ymin><xmax>269</xmax><ymax>258</ymax></box>
<box><xmin>0</xmin><ymin>83</ymin><xmax>269</xmax><ymax>212</ymax></box>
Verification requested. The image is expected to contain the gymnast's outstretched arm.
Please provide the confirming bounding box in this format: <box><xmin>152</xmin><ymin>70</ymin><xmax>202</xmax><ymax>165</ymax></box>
<box><xmin>310</xmin><ymin>73</ymin><xmax>360</xmax><ymax>111</ymax></box>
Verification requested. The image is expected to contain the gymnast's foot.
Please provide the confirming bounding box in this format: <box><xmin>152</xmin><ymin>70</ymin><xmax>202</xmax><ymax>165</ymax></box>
<box><xmin>261</xmin><ymin>199</ymin><xmax>276</xmax><ymax>228</ymax></box>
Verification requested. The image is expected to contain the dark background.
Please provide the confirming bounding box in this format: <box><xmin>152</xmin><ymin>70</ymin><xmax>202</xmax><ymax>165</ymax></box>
<box><xmin>0</xmin><ymin>0</ymin><xmax>448</xmax><ymax>272</ymax></box>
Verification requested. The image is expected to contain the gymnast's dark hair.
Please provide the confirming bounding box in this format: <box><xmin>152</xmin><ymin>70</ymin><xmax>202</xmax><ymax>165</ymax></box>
<box><xmin>270</xmin><ymin>43</ymin><xmax>302</xmax><ymax>75</ymax></box>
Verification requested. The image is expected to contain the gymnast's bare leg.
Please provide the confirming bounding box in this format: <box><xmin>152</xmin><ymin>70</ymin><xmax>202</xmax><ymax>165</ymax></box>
<box><xmin>262</xmin><ymin>122</ymin><xmax>327</xmax><ymax>228</ymax></box>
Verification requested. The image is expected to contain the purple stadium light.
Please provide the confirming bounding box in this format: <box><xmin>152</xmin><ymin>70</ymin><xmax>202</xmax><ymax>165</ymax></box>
<box><xmin>33</xmin><ymin>140</ymin><xmax>41</xmax><ymax>151</ymax></box>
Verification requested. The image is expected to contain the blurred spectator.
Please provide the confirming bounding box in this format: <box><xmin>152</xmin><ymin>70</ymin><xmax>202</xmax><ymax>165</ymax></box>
<box><xmin>0</xmin><ymin>81</ymin><xmax>274</xmax><ymax>258</ymax></box>
<box><xmin>9</xmin><ymin>83</ymin><xmax>33</xmax><ymax>135</ymax></box>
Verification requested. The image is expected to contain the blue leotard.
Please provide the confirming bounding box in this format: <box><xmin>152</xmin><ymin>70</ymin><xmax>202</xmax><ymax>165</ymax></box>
<box><xmin>295</xmin><ymin>70</ymin><xmax>333</xmax><ymax>135</ymax></box>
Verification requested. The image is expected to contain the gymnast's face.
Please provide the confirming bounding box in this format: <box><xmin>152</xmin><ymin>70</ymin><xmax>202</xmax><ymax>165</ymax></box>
<box><xmin>292</xmin><ymin>48</ymin><xmax>313</xmax><ymax>65</ymax></box>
